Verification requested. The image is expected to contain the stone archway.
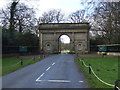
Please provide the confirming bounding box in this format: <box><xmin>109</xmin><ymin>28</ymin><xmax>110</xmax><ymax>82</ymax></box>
<box><xmin>39</xmin><ymin>23</ymin><xmax>90</xmax><ymax>54</ymax></box>
<box><xmin>57</xmin><ymin>34</ymin><xmax>72</xmax><ymax>53</ymax></box>
<box><xmin>58</xmin><ymin>34</ymin><xmax>71</xmax><ymax>53</ymax></box>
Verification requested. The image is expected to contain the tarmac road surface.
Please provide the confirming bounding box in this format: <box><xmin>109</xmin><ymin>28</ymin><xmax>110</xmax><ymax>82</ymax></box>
<box><xmin>2</xmin><ymin>54</ymin><xmax>89</xmax><ymax>88</ymax></box>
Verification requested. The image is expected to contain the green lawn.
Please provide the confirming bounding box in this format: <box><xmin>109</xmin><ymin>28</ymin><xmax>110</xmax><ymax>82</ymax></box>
<box><xmin>2</xmin><ymin>57</ymin><xmax>43</xmax><ymax>76</ymax></box>
<box><xmin>75</xmin><ymin>57</ymin><xmax>119</xmax><ymax>88</ymax></box>
<box><xmin>0</xmin><ymin>59</ymin><xmax>2</xmax><ymax>76</ymax></box>
<box><xmin>61</xmin><ymin>50</ymin><xmax>70</xmax><ymax>53</ymax></box>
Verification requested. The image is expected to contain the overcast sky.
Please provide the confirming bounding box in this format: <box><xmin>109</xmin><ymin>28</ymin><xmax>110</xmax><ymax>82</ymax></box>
<box><xmin>60</xmin><ymin>35</ymin><xmax>70</xmax><ymax>44</ymax></box>
<box><xmin>0</xmin><ymin>0</ymin><xmax>93</xmax><ymax>18</ymax></box>
<box><xmin>0</xmin><ymin>0</ymin><xmax>119</xmax><ymax>18</ymax></box>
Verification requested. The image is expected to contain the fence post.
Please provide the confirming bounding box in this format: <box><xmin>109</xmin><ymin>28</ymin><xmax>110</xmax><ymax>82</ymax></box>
<box><xmin>79</xmin><ymin>59</ymin><xmax>81</xmax><ymax>62</ymax></box>
<box><xmin>34</xmin><ymin>56</ymin><xmax>35</xmax><ymax>61</ymax></box>
<box><xmin>21</xmin><ymin>59</ymin><xmax>23</xmax><ymax>65</ymax></box>
<box><xmin>77</xmin><ymin>53</ymin><xmax>78</xmax><ymax>57</ymax></box>
<box><xmin>89</xmin><ymin>64</ymin><xmax>91</xmax><ymax>74</ymax></box>
<box><xmin>82</xmin><ymin>59</ymin><xmax>83</xmax><ymax>65</ymax></box>
<box><xmin>17</xmin><ymin>55</ymin><xmax>20</xmax><ymax>59</ymax></box>
<box><xmin>115</xmin><ymin>80</ymin><xmax>120</xmax><ymax>90</ymax></box>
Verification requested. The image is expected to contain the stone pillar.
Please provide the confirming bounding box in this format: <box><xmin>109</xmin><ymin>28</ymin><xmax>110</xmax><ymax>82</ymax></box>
<box><xmin>39</xmin><ymin>31</ymin><xmax>43</xmax><ymax>54</ymax></box>
<box><xmin>87</xmin><ymin>30</ymin><xmax>90</xmax><ymax>53</ymax></box>
<box><xmin>72</xmin><ymin>32</ymin><xmax>75</xmax><ymax>53</ymax></box>
<box><xmin>54</xmin><ymin>32</ymin><xmax>57</xmax><ymax>53</ymax></box>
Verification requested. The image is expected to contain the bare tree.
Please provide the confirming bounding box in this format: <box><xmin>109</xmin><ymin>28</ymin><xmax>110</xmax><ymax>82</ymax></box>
<box><xmin>40</xmin><ymin>9</ymin><xmax>64</xmax><ymax>23</ymax></box>
<box><xmin>92</xmin><ymin>2</ymin><xmax>120</xmax><ymax>43</ymax></box>
<box><xmin>55</xmin><ymin>9</ymin><xmax>64</xmax><ymax>23</ymax></box>
<box><xmin>69</xmin><ymin>10</ymin><xmax>87</xmax><ymax>23</ymax></box>
<box><xmin>1</xmin><ymin>1</ymin><xmax>37</xmax><ymax>34</ymax></box>
<box><xmin>14</xmin><ymin>3</ymin><xmax>36</xmax><ymax>33</ymax></box>
<box><xmin>0</xmin><ymin>9</ymin><xmax>10</xmax><ymax>29</ymax></box>
<box><xmin>9</xmin><ymin>0</ymin><xmax>19</xmax><ymax>33</ymax></box>
<box><xmin>68</xmin><ymin>1</ymin><xmax>97</xmax><ymax>23</ymax></box>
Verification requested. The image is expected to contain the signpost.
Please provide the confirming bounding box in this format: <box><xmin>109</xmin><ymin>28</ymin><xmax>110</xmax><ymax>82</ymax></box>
<box><xmin>98</xmin><ymin>46</ymin><xmax>107</xmax><ymax>52</ymax></box>
<box><xmin>19</xmin><ymin>46</ymin><xmax>28</xmax><ymax>65</ymax></box>
<box><xmin>19</xmin><ymin>46</ymin><xmax>27</xmax><ymax>52</ymax></box>
<box><xmin>19</xmin><ymin>46</ymin><xmax>28</xmax><ymax>56</ymax></box>
<box><xmin>98</xmin><ymin>46</ymin><xmax>107</xmax><ymax>57</ymax></box>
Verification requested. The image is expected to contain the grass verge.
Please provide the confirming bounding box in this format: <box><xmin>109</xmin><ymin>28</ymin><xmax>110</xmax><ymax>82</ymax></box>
<box><xmin>2</xmin><ymin>57</ymin><xmax>43</xmax><ymax>76</ymax></box>
<box><xmin>75</xmin><ymin>57</ymin><xmax>118</xmax><ymax>88</ymax></box>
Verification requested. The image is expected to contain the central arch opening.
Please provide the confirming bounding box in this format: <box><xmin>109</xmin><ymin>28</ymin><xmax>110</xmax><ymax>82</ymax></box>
<box><xmin>59</xmin><ymin>35</ymin><xmax>70</xmax><ymax>53</ymax></box>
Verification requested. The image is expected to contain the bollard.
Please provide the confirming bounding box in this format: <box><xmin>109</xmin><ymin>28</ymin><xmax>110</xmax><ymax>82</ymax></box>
<box><xmin>115</xmin><ymin>80</ymin><xmax>120</xmax><ymax>90</ymax></box>
<box><xmin>21</xmin><ymin>59</ymin><xmax>23</xmax><ymax>65</ymax></box>
<box><xmin>102</xmin><ymin>54</ymin><xmax>104</xmax><ymax>58</ymax></box>
<box><xmin>89</xmin><ymin>64</ymin><xmax>91</xmax><ymax>74</ymax></box>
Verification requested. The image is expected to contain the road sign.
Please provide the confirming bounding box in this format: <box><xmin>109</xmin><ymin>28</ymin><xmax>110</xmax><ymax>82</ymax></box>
<box><xmin>98</xmin><ymin>46</ymin><xmax>107</xmax><ymax>52</ymax></box>
<box><xmin>19</xmin><ymin>46</ymin><xmax>27</xmax><ymax>52</ymax></box>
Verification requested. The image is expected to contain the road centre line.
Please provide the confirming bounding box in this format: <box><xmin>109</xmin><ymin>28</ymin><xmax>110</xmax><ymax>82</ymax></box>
<box><xmin>36</xmin><ymin>73</ymin><xmax>45</xmax><ymax>81</ymax></box>
<box><xmin>52</xmin><ymin>62</ymin><xmax>55</xmax><ymax>66</ymax></box>
<box><xmin>78</xmin><ymin>81</ymin><xmax>84</xmax><ymax>83</ymax></box>
<box><xmin>46</xmin><ymin>67</ymin><xmax>51</xmax><ymax>71</ymax></box>
<box><xmin>35</xmin><ymin>61</ymin><xmax>84</xmax><ymax>83</ymax></box>
<box><xmin>36</xmin><ymin>62</ymin><xmax>56</xmax><ymax>81</ymax></box>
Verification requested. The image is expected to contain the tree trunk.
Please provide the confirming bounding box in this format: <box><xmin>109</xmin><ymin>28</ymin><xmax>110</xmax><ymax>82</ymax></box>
<box><xmin>9</xmin><ymin>1</ymin><xmax>19</xmax><ymax>34</ymax></box>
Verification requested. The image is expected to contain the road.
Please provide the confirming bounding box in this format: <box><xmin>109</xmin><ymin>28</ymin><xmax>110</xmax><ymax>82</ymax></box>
<box><xmin>2</xmin><ymin>54</ymin><xmax>89</xmax><ymax>88</ymax></box>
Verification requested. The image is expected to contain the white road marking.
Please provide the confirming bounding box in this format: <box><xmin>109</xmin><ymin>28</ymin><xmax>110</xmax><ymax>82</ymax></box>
<box><xmin>36</xmin><ymin>80</ymin><xmax>71</xmax><ymax>83</ymax></box>
<box><xmin>36</xmin><ymin>73</ymin><xmax>45</xmax><ymax>81</ymax></box>
<box><xmin>78</xmin><ymin>81</ymin><xmax>84</xmax><ymax>83</ymax></box>
<box><xmin>52</xmin><ymin>62</ymin><xmax>55</xmax><ymax>66</ymax></box>
<box><xmin>46</xmin><ymin>67</ymin><xmax>51</xmax><ymax>71</ymax></box>
<box><xmin>48</xmin><ymin>80</ymin><xmax>71</xmax><ymax>83</ymax></box>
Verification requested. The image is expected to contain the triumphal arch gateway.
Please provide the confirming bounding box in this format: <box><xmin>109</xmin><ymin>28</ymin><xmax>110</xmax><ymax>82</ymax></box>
<box><xmin>39</xmin><ymin>23</ymin><xmax>90</xmax><ymax>54</ymax></box>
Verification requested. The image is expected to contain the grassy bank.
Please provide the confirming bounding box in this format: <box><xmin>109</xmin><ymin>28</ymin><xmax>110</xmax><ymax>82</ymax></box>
<box><xmin>75</xmin><ymin>57</ymin><xmax>118</xmax><ymax>88</ymax></box>
<box><xmin>2</xmin><ymin>57</ymin><xmax>43</xmax><ymax>76</ymax></box>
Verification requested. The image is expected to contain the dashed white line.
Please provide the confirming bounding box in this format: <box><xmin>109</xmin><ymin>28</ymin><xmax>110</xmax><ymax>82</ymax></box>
<box><xmin>52</xmin><ymin>62</ymin><xmax>55</xmax><ymax>66</ymax></box>
<box><xmin>36</xmin><ymin>62</ymin><xmax>56</xmax><ymax>82</ymax></box>
<box><xmin>36</xmin><ymin>73</ymin><xmax>45</xmax><ymax>81</ymax></box>
<box><xmin>36</xmin><ymin>61</ymin><xmax>84</xmax><ymax>83</ymax></box>
<box><xmin>46</xmin><ymin>67</ymin><xmax>51</xmax><ymax>71</ymax></box>
<box><xmin>41</xmin><ymin>73</ymin><xmax>45</xmax><ymax>77</ymax></box>
<box><xmin>78</xmin><ymin>81</ymin><xmax>84</xmax><ymax>83</ymax></box>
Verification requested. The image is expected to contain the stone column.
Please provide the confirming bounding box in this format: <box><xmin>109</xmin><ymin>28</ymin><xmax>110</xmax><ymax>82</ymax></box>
<box><xmin>87</xmin><ymin>30</ymin><xmax>90</xmax><ymax>53</ymax></box>
<box><xmin>71</xmin><ymin>32</ymin><xmax>75</xmax><ymax>53</ymax></box>
<box><xmin>54</xmin><ymin>32</ymin><xmax>57</xmax><ymax>53</ymax></box>
<box><xmin>39</xmin><ymin>31</ymin><xmax>43</xmax><ymax>54</ymax></box>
